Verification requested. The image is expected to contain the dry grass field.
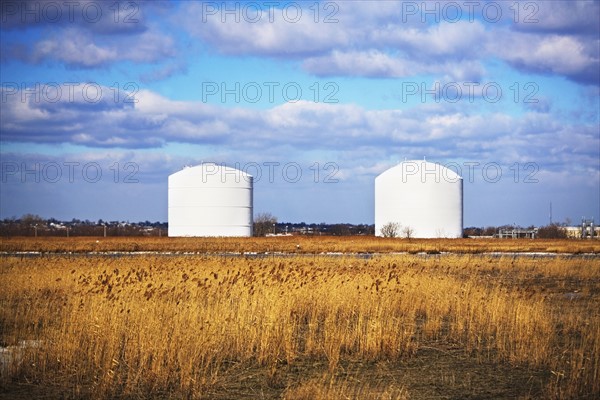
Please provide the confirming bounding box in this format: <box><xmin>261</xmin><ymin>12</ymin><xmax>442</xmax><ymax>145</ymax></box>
<box><xmin>1</xmin><ymin>238</ymin><xmax>599</xmax><ymax>399</ymax></box>
<box><xmin>1</xmin><ymin>236</ymin><xmax>599</xmax><ymax>254</ymax></box>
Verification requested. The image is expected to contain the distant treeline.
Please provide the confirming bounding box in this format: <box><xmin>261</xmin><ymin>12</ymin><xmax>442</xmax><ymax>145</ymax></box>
<box><xmin>0</xmin><ymin>214</ymin><xmax>167</xmax><ymax>237</ymax></box>
<box><xmin>0</xmin><ymin>214</ymin><xmax>374</xmax><ymax>237</ymax></box>
<box><xmin>0</xmin><ymin>214</ymin><xmax>569</xmax><ymax>238</ymax></box>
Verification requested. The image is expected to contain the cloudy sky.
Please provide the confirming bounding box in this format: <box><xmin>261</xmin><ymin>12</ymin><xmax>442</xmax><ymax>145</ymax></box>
<box><xmin>1</xmin><ymin>0</ymin><xmax>599</xmax><ymax>226</ymax></box>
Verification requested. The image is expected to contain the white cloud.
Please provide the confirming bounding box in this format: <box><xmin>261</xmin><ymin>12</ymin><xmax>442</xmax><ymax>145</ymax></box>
<box><xmin>176</xmin><ymin>2</ymin><xmax>598</xmax><ymax>85</ymax></box>
<box><xmin>2</xmin><ymin>86</ymin><xmax>597</xmax><ymax>179</ymax></box>
<box><xmin>383</xmin><ymin>21</ymin><xmax>487</xmax><ymax>58</ymax></box>
<box><xmin>180</xmin><ymin>2</ymin><xmax>349</xmax><ymax>57</ymax></box>
<box><xmin>25</xmin><ymin>24</ymin><xmax>177</xmax><ymax>68</ymax></box>
<box><xmin>303</xmin><ymin>50</ymin><xmax>413</xmax><ymax>78</ymax></box>
<box><xmin>508</xmin><ymin>0</ymin><xmax>600</xmax><ymax>35</ymax></box>
<box><xmin>33</xmin><ymin>31</ymin><xmax>118</xmax><ymax>68</ymax></box>
<box><xmin>497</xmin><ymin>33</ymin><xmax>597</xmax><ymax>76</ymax></box>
<box><xmin>127</xmin><ymin>30</ymin><xmax>177</xmax><ymax>63</ymax></box>
<box><xmin>4</xmin><ymin>1</ymin><xmax>598</xmax><ymax>85</ymax></box>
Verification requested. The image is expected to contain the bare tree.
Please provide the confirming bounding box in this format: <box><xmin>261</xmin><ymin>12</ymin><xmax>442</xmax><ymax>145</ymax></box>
<box><xmin>253</xmin><ymin>212</ymin><xmax>277</xmax><ymax>237</ymax></box>
<box><xmin>20</xmin><ymin>214</ymin><xmax>45</xmax><ymax>236</ymax></box>
<box><xmin>537</xmin><ymin>223</ymin><xmax>567</xmax><ymax>239</ymax></box>
<box><xmin>20</xmin><ymin>213</ymin><xmax>44</xmax><ymax>227</ymax></box>
<box><xmin>402</xmin><ymin>226</ymin><xmax>414</xmax><ymax>239</ymax></box>
<box><xmin>380</xmin><ymin>222</ymin><xmax>400</xmax><ymax>238</ymax></box>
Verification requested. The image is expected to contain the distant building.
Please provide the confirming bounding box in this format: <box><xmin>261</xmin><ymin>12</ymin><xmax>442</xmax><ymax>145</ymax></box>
<box><xmin>565</xmin><ymin>226</ymin><xmax>600</xmax><ymax>239</ymax></box>
<box><xmin>497</xmin><ymin>228</ymin><xmax>537</xmax><ymax>239</ymax></box>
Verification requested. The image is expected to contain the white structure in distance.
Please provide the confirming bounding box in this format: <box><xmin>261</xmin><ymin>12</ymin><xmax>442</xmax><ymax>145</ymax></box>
<box><xmin>375</xmin><ymin>160</ymin><xmax>463</xmax><ymax>238</ymax></box>
<box><xmin>168</xmin><ymin>164</ymin><xmax>253</xmax><ymax>237</ymax></box>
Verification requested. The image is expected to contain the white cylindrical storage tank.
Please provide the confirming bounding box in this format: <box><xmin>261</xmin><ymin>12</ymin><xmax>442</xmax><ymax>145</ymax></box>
<box><xmin>168</xmin><ymin>164</ymin><xmax>253</xmax><ymax>237</ymax></box>
<box><xmin>375</xmin><ymin>160</ymin><xmax>463</xmax><ymax>238</ymax></box>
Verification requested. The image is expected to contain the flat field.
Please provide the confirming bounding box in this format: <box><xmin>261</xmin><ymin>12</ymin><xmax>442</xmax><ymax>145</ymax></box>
<box><xmin>1</xmin><ymin>238</ymin><xmax>599</xmax><ymax>399</ymax></box>
<box><xmin>2</xmin><ymin>236</ymin><xmax>600</xmax><ymax>254</ymax></box>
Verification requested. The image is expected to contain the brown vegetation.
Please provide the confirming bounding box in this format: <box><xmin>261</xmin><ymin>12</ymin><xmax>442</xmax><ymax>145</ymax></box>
<box><xmin>1</xmin><ymin>251</ymin><xmax>598</xmax><ymax>399</ymax></box>
<box><xmin>1</xmin><ymin>236</ymin><xmax>599</xmax><ymax>254</ymax></box>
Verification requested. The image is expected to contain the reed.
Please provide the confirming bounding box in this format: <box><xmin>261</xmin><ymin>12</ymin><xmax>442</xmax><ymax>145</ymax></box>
<box><xmin>1</xmin><ymin>253</ymin><xmax>598</xmax><ymax>398</ymax></box>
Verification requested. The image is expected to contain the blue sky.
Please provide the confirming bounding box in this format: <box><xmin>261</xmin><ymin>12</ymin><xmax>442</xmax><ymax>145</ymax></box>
<box><xmin>1</xmin><ymin>0</ymin><xmax>599</xmax><ymax>226</ymax></box>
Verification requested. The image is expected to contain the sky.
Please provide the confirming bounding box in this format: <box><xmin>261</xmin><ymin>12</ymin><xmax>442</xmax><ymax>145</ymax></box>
<box><xmin>0</xmin><ymin>0</ymin><xmax>599</xmax><ymax>226</ymax></box>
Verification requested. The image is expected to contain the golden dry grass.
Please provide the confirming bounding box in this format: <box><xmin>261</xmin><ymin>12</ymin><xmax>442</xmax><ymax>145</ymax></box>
<box><xmin>1</xmin><ymin>236</ymin><xmax>599</xmax><ymax>254</ymax></box>
<box><xmin>1</xmin><ymin>252</ymin><xmax>598</xmax><ymax>399</ymax></box>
